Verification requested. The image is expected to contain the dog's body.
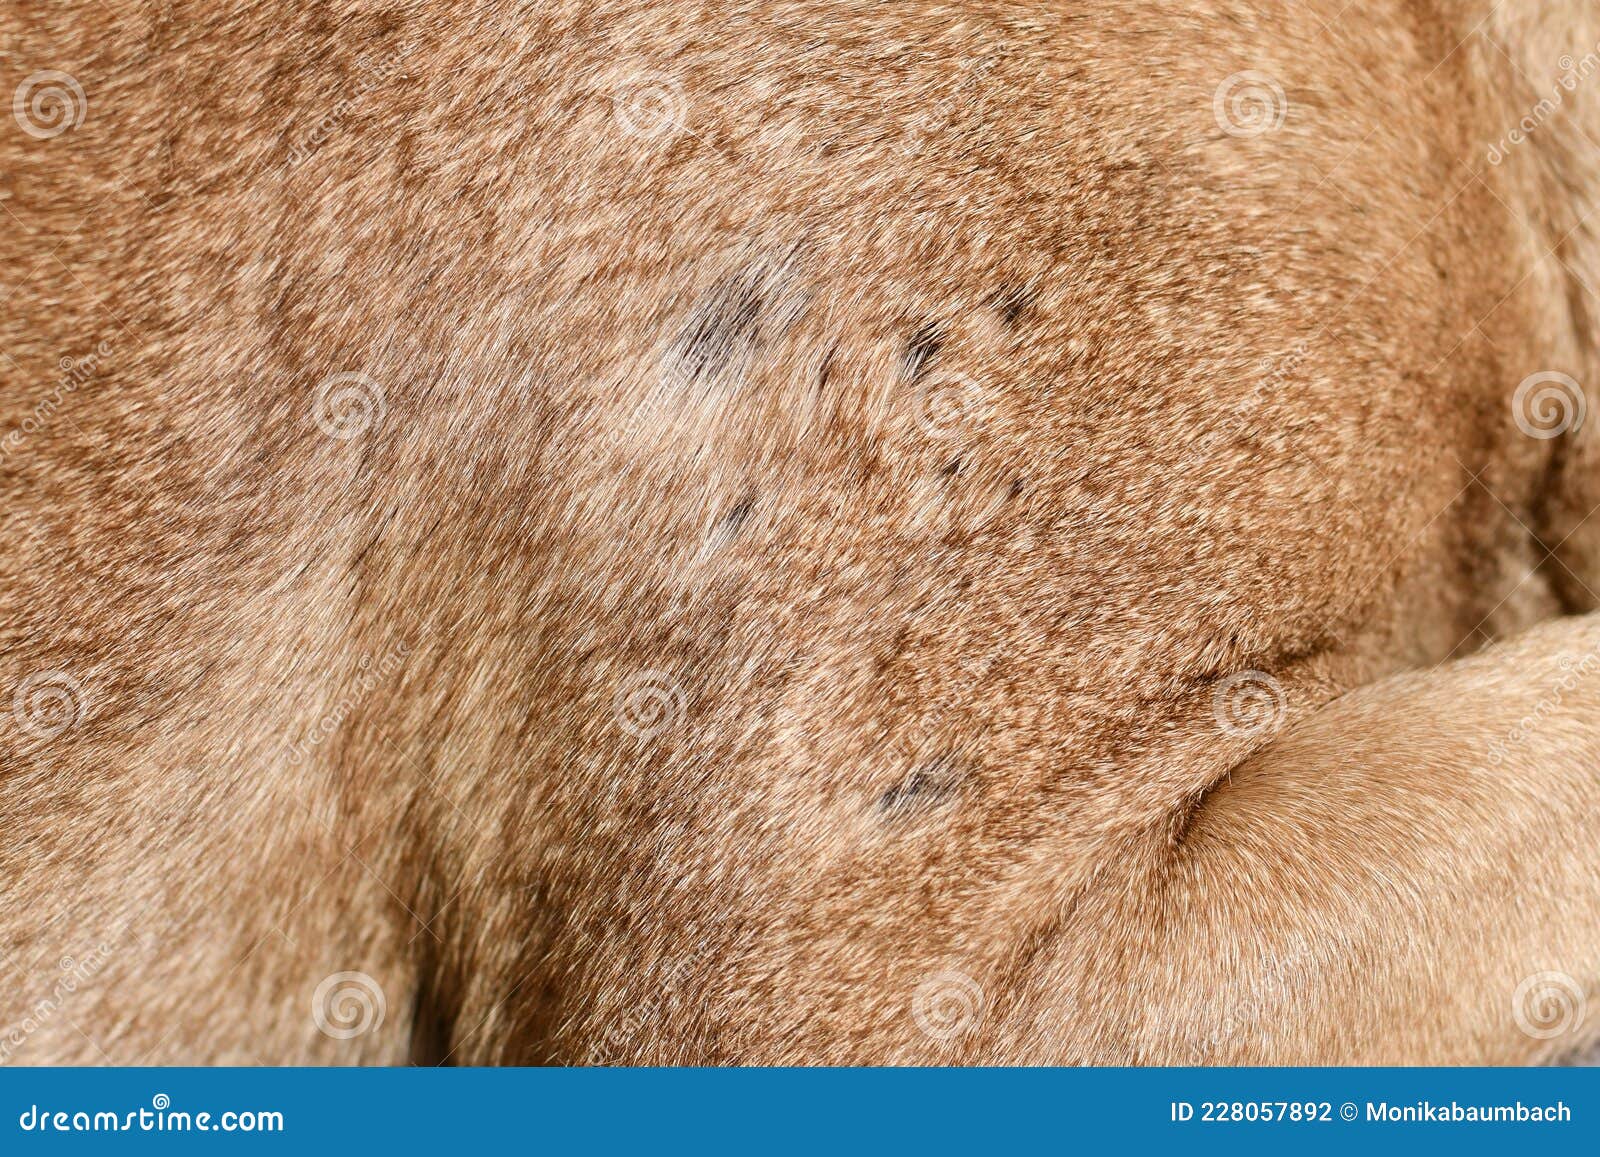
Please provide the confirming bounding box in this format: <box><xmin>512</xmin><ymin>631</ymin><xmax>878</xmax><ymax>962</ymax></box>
<box><xmin>6</xmin><ymin>0</ymin><xmax>1600</xmax><ymax>1063</ymax></box>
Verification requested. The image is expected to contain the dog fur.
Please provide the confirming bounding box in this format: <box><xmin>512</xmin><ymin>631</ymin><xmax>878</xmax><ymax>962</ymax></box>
<box><xmin>5</xmin><ymin>0</ymin><xmax>1600</xmax><ymax>1064</ymax></box>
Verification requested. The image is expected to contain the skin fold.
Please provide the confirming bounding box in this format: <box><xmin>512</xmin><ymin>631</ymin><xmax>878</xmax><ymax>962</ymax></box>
<box><xmin>3</xmin><ymin>0</ymin><xmax>1600</xmax><ymax>1063</ymax></box>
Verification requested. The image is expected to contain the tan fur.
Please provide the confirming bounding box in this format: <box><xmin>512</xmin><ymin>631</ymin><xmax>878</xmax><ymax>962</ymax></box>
<box><xmin>5</xmin><ymin>0</ymin><xmax>1600</xmax><ymax>1064</ymax></box>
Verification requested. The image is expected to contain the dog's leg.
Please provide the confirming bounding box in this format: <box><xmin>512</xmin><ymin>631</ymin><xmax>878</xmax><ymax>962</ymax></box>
<box><xmin>1004</xmin><ymin>612</ymin><xmax>1600</xmax><ymax>1064</ymax></box>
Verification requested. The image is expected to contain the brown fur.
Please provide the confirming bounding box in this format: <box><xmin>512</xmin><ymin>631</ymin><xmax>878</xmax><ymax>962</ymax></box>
<box><xmin>5</xmin><ymin>0</ymin><xmax>1600</xmax><ymax>1064</ymax></box>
